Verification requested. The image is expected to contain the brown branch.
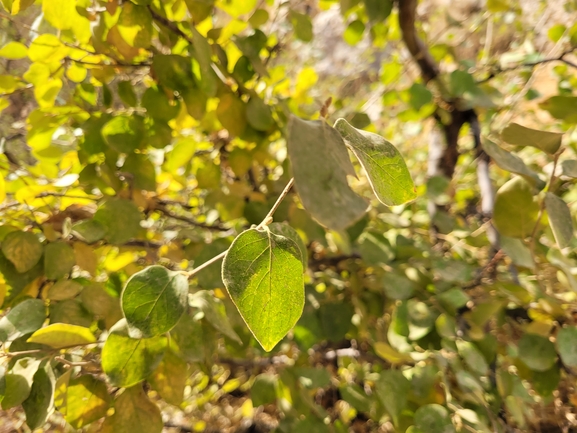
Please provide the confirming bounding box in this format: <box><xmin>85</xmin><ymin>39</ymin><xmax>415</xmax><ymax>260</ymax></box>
<box><xmin>154</xmin><ymin>204</ymin><xmax>229</xmax><ymax>232</ymax></box>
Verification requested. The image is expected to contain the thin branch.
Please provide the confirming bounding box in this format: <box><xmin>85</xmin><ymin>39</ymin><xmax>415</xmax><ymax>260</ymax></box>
<box><xmin>36</xmin><ymin>192</ymin><xmax>101</xmax><ymax>201</ymax></box>
<box><xmin>184</xmin><ymin>178</ymin><xmax>295</xmax><ymax>279</ymax></box>
<box><xmin>154</xmin><ymin>204</ymin><xmax>229</xmax><ymax>232</ymax></box>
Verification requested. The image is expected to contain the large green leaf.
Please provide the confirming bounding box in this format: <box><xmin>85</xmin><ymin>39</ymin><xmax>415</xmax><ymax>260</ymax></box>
<box><xmin>375</xmin><ymin>370</ymin><xmax>409</xmax><ymax>425</ymax></box>
<box><xmin>544</xmin><ymin>193</ymin><xmax>574</xmax><ymax>249</ymax></box>
<box><xmin>22</xmin><ymin>364</ymin><xmax>55</xmax><ymax>430</ymax></box>
<box><xmin>287</xmin><ymin>116</ymin><xmax>367</xmax><ymax>230</ymax></box>
<box><xmin>0</xmin><ymin>299</ymin><xmax>46</xmax><ymax>342</ymax></box>
<box><xmin>518</xmin><ymin>333</ymin><xmax>557</xmax><ymax>372</ymax></box>
<box><xmin>101</xmin><ymin>319</ymin><xmax>166</xmax><ymax>387</ymax></box>
<box><xmin>121</xmin><ymin>265</ymin><xmax>188</xmax><ymax>338</ymax></box>
<box><xmin>482</xmin><ymin>140</ymin><xmax>543</xmax><ymax>187</ymax></box>
<box><xmin>65</xmin><ymin>375</ymin><xmax>110</xmax><ymax>429</ymax></box>
<box><xmin>222</xmin><ymin>227</ymin><xmax>304</xmax><ymax>351</ymax></box>
<box><xmin>93</xmin><ymin>198</ymin><xmax>142</xmax><ymax>245</ymax></box>
<box><xmin>539</xmin><ymin>95</ymin><xmax>577</xmax><ymax>123</ymax></box>
<box><xmin>268</xmin><ymin>222</ymin><xmax>307</xmax><ymax>268</ymax></box>
<box><xmin>501</xmin><ymin>123</ymin><xmax>563</xmax><ymax>154</ymax></box>
<box><xmin>107</xmin><ymin>385</ymin><xmax>163</xmax><ymax>433</ymax></box>
<box><xmin>493</xmin><ymin>177</ymin><xmax>540</xmax><ymax>238</ymax></box>
<box><xmin>334</xmin><ymin>118</ymin><xmax>416</xmax><ymax>206</ymax></box>
<box><xmin>27</xmin><ymin>323</ymin><xmax>96</xmax><ymax>348</ymax></box>
<box><xmin>44</xmin><ymin>242</ymin><xmax>75</xmax><ymax>280</ymax></box>
<box><xmin>1</xmin><ymin>231</ymin><xmax>43</xmax><ymax>273</ymax></box>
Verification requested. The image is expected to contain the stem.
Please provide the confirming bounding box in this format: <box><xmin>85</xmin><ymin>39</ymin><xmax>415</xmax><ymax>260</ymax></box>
<box><xmin>185</xmin><ymin>177</ymin><xmax>295</xmax><ymax>279</ymax></box>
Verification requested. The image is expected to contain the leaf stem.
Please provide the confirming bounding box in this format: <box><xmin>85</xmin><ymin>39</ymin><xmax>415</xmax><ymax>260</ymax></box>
<box><xmin>185</xmin><ymin>177</ymin><xmax>295</xmax><ymax>279</ymax></box>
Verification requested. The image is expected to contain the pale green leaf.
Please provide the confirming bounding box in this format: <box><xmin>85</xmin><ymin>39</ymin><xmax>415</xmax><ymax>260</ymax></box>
<box><xmin>44</xmin><ymin>242</ymin><xmax>75</xmax><ymax>280</ymax></box>
<box><xmin>27</xmin><ymin>323</ymin><xmax>96</xmax><ymax>348</ymax></box>
<box><xmin>518</xmin><ymin>333</ymin><xmax>557</xmax><ymax>371</ymax></box>
<box><xmin>493</xmin><ymin>177</ymin><xmax>540</xmax><ymax>238</ymax></box>
<box><xmin>222</xmin><ymin>227</ymin><xmax>304</xmax><ymax>351</ymax></box>
<box><xmin>1</xmin><ymin>358</ymin><xmax>41</xmax><ymax>410</ymax></box>
<box><xmin>413</xmin><ymin>404</ymin><xmax>456</xmax><ymax>433</ymax></box>
<box><xmin>287</xmin><ymin>116</ymin><xmax>367</xmax><ymax>230</ymax></box>
<box><xmin>501</xmin><ymin>122</ymin><xmax>563</xmax><ymax>154</ymax></box>
<box><xmin>456</xmin><ymin>340</ymin><xmax>489</xmax><ymax>375</ymax></box>
<box><xmin>557</xmin><ymin>326</ymin><xmax>577</xmax><ymax>368</ymax></box>
<box><xmin>545</xmin><ymin>192</ymin><xmax>574</xmax><ymax>249</ymax></box>
<box><xmin>101</xmin><ymin>319</ymin><xmax>166</xmax><ymax>387</ymax></box>
<box><xmin>334</xmin><ymin>118</ymin><xmax>416</xmax><ymax>206</ymax></box>
<box><xmin>482</xmin><ymin>140</ymin><xmax>543</xmax><ymax>187</ymax></box>
<box><xmin>108</xmin><ymin>385</ymin><xmax>163</xmax><ymax>433</ymax></box>
<box><xmin>375</xmin><ymin>370</ymin><xmax>409</xmax><ymax>425</ymax></box>
<box><xmin>1</xmin><ymin>231</ymin><xmax>43</xmax><ymax>273</ymax></box>
<box><xmin>121</xmin><ymin>265</ymin><xmax>188</xmax><ymax>338</ymax></box>
<box><xmin>0</xmin><ymin>299</ymin><xmax>46</xmax><ymax>342</ymax></box>
<box><xmin>561</xmin><ymin>160</ymin><xmax>577</xmax><ymax>178</ymax></box>
<box><xmin>500</xmin><ymin>236</ymin><xmax>534</xmax><ymax>268</ymax></box>
<box><xmin>93</xmin><ymin>198</ymin><xmax>142</xmax><ymax>245</ymax></box>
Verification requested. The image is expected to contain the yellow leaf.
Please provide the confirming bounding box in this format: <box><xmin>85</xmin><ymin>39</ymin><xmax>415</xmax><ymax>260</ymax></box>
<box><xmin>27</xmin><ymin>323</ymin><xmax>96</xmax><ymax>348</ymax></box>
<box><xmin>42</xmin><ymin>0</ymin><xmax>77</xmax><ymax>30</ymax></box>
<box><xmin>0</xmin><ymin>175</ymin><xmax>5</xmax><ymax>204</ymax></box>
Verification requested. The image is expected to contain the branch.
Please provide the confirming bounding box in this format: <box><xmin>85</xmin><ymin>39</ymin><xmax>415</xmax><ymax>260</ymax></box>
<box><xmin>154</xmin><ymin>204</ymin><xmax>230</xmax><ymax>232</ymax></box>
<box><xmin>184</xmin><ymin>178</ymin><xmax>295</xmax><ymax>279</ymax></box>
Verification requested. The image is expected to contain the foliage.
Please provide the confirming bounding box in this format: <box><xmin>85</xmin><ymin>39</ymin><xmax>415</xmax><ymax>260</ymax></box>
<box><xmin>0</xmin><ymin>0</ymin><xmax>576</xmax><ymax>432</ymax></box>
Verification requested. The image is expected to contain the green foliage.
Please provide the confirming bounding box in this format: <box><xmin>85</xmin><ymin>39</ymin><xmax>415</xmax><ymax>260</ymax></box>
<box><xmin>0</xmin><ymin>0</ymin><xmax>576</xmax><ymax>431</ymax></box>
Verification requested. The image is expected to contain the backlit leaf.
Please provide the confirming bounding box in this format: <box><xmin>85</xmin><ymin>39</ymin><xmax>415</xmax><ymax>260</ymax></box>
<box><xmin>27</xmin><ymin>323</ymin><xmax>96</xmax><ymax>348</ymax></box>
<box><xmin>101</xmin><ymin>116</ymin><xmax>145</xmax><ymax>153</ymax></box>
<box><xmin>544</xmin><ymin>192</ymin><xmax>574</xmax><ymax>248</ymax></box>
<box><xmin>268</xmin><ymin>222</ymin><xmax>307</xmax><ymax>268</ymax></box>
<box><xmin>493</xmin><ymin>177</ymin><xmax>540</xmax><ymax>238</ymax></box>
<box><xmin>1</xmin><ymin>231</ymin><xmax>43</xmax><ymax>273</ymax></box>
<box><xmin>0</xmin><ymin>41</ymin><xmax>27</xmax><ymax>59</ymax></box>
<box><xmin>287</xmin><ymin>116</ymin><xmax>367</xmax><ymax>230</ymax></box>
<box><xmin>108</xmin><ymin>385</ymin><xmax>163</xmax><ymax>433</ymax></box>
<box><xmin>121</xmin><ymin>265</ymin><xmax>188</xmax><ymax>338</ymax></box>
<box><xmin>148</xmin><ymin>349</ymin><xmax>188</xmax><ymax>406</ymax></box>
<box><xmin>222</xmin><ymin>227</ymin><xmax>304</xmax><ymax>351</ymax></box>
<box><xmin>334</xmin><ymin>118</ymin><xmax>416</xmax><ymax>206</ymax></box>
<box><xmin>43</xmin><ymin>0</ymin><xmax>77</xmax><ymax>30</ymax></box>
<box><xmin>117</xmin><ymin>3</ymin><xmax>153</xmax><ymax>48</ymax></box>
<box><xmin>65</xmin><ymin>375</ymin><xmax>111</xmax><ymax>429</ymax></box>
<box><xmin>501</xmin><ymin>123</ymin><xmax>563</xmax><ymax>154</ymax></box>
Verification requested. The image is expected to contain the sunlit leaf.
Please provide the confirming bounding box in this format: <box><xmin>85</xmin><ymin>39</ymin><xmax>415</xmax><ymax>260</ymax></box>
<box><xmin>107</xmin><ymin>385</ymin><xmax>163</xmax><ymax>433</ymax></box>
<box><xmin>27</xmin><ymin>323</ymin><xmax>96</xmax><ymax>348</ymax></box>
<box><xmin>493</xmin><ymin>177</ymin><xmax>540</xmax><ymax>238</ymax></box>
<box><xmin>65</xmin><ymin>375</ymin><xmax>110</xmax><ymax>429</ymax></box>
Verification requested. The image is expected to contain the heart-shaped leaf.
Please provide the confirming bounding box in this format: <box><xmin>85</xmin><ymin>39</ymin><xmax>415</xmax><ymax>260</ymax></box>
<box><xmin>222</xmin><ymin>227</ymin><xmax>304</xmax><ymax>351</ymax></box>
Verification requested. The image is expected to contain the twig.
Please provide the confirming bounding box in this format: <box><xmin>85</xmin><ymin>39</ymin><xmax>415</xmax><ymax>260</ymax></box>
<box><xmin>36</xmin><ymin>192</ymin><xmax>100</xmax><ymax>201</ymax></box>
<box><xmin>154</xmin><ymin>204</ymin><xmax>229</xmax><ymax>232</ymax></box>
<box><xmin>1</xmin><ymin>342</ymin><xmax>98</xmax><ymax>358</ymax></box>
<box><xmin>185</xmin><ymin>178</ymin><xmax>295</xmax><ymax>279</ymax></box>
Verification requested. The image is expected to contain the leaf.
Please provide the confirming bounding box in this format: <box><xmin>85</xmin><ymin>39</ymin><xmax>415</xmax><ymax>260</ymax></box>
<box><xmin>148</xmin><ymin>349</ymin><xmax>188</xmax><ymax>406</ymax></box>
<box><xmin>117</xmin><ymin>80</ymin><xmax>138</xmax><ymax>106</ymax></box>
<box><xmin>539</xmin><ymin>95</ymin><xmax>577</xmax><ymax>123</ymax></box>
<box><xmin>152</xmin><ymin>55</ymin><xmax>194</xmax><ymax>93</ymax></box>
<box><xmin>268</xmin><ymin>222</ymin><xmax>307</xmax><ymax>268</ymax></box>
<box><xmin>500</xmin><ymin>236</ymin><xmax>534</xmax><ymax>269</ymax></box>
<box><xmin>0</xmin><ymin>299</ymin><xmax>46</xmax><ymax>342</ymax></box>
<box><xmin>195</xmin><ymin>238</ymin><xmax>231</xmax><ymax>289</ymax></box>
<box><xmin>189</xmin><ymin>290</ymin><xmax>241</xmax><ymax>343</ymax></box>
<box><xmin>518</xmin><ymin>333</ymin><xmax>557</xmax><ymax>372</ymax></box>
<box><xmin>93</xmin><ymin>198</ymin><xmax>142</xmax><ymax>245</ymax></box>
<box><xmin>122</xmin><ymin>154</ymin><xmax>157</xmax><ymax>191</ymax></box>
<box><xmin>334</xmin><ymin>118</ymin><xmax>416</xmax><ymax>206</ymax></box>
<box><xmin>44</xmin><ymin>242</ymin><xmax>76</xmax><ymax>280</ymax></box>
<box><xmin>65</xmin><ymin>375</ymin><xmax>111</xmax><ymax>429</ymax></box>
<box><xmin>101</xmin><ymin>116</ymin><xmax>145</xmax><ymax>153</ymax></box>
<box><xmin>251</xmin><ymin>374</ymin><xmax>278</xmax><ymax>406</ymax></box>
<box><xmin>501</xmin><ymin>123</ymin><xmax>563</xmax><ymax>154</ymax></box>
<box><xmin>47</xmin><ymin>279</ymin><xmax>83</xmax><ymax>301</ymax></box>
<box><xmin>108</xmin><ymin>385</ymin><xmax>163</xmax><ymax>433</ymax></box>
<box><xmin>344</xmin><ymin>20</ymin><xmax>365</xmax><ymax>46</ymax></box>
<box><xmin>363</xmin><ymin>0</ymin><xmax>393</xmax><ymax>21</ymax></box>
<box><xmin>27</xmin><ymin>323</ymin><xmax>96</xmax><ymax>348</ymax></box>
<box><xmin>216</xmin><ymin>93</ymin><xmax>247</xmax><ymax>137</ymax></box>
<box><xmin>456</xmin><ymin>340</ymin><xmax>489</xmax><ymax>375</ymax></box>
<box><xmin>413</xmin><ymin>404</ymin><xmax>456</xmax><ymax>433</ymax></box>
<box><xmin>191</xmin><ymin>28</ymin><xmax>217</xmax><ymax>97</ymax></box>
<box><xmin>121</xmin><ymin>265</ymin><xmax>188</xmax><ymax>338</ymax></box>
<box><xmin>561</xmin><ymin>160</ymin><xmax>577</xmax><ymax>178</ymax></box>
<box><xmin>557</xmin><ymin>326</ymin><xmax>577</xmax><ymax>368</ymax></box>
<box><xmin>287</xmin><ymin>116</ymin><xmax>367</xmax><ymax>230</ymax></box>
<box><xmin>246</xmin><ymin>96</ymin><xmax>274</xmax><ymax>131</ymax></box>
<box><xmin>0</xmin><ymin>41</ymin><xmax>27</xmax><ymax>59</ymax></box>
<box><xmin>289</xmin><ymin>10</ymin><xmax>313</xmax><ymax>42</ymax></box>
<box><xmin>0</xmin><ymin>176</ymin><xmax>5</xmax><ymax>204</ymax></box>
<box><xmin>101</xmin><ymin>319</ymin><xmax>166</xmax><ymax>387</ymax></box>
<box><xmin>1</xmin><ymin>231</ymin><xmax>43</xmax><ymax>273</ymax></box>
<box><xmin>117</xmin><ymin>2</ymin><xmax>153</xmax><ymax>48</ymax></box>
<box><xmin>42</xmin><ymin>0</ymin><xmax>77</xmax><ymax>30</ymax></box>
<box><xmin>382</xmin><ymin>272</ymin><xmax>417</xmax><ymax>300</ymax></box>
<box><xmin>493</xmin><ymin>177</ymin><xmax>540</xmax><ymax>238</ymax></box>
<box><xmin>72</xmin><ymin>219</ymin><xmax>106</xmax><ymax>244</ymax></box>
<box><xmin>222</xmin><ymin>227</ymin><xmax>304</xmax><ymax>351</ymax></box>
<box><xmin>22</xmin><ymin>364</ymin><xmax>55</xmax><ymax>430</ymax></box>
<box><xmin>481</xmin><ymin>140</ymin><xmax>543</xmax><ymax>187</ymax></box>
<box><xmin>375</xmin><ymin>370</ymin><xmax>409</xmax><ymax>425</ymax></box>
<box><xmin>1</xmin><ymin>357</ymin><xmax>41</xmax><ymax>410</ymax></box>
<box><xmin>544</xmin><ymin>193</ymin><xmax>574</xmax><ymax>248</ymax></box>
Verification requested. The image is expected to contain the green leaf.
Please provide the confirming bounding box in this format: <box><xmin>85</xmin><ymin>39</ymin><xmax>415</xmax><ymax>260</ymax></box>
<box><xmin>72</xmin><ymin>219</ymin><xmax>106</xmax><ymax>244</ymax></box>
<box><xmin>123</xmin><ymin>154</ymin><xmax>157</xmax><ymax>191</ymax></box>
<box><xmin>93</xmin><ymin>198</ymin><xmax>142</xmax><ymax>244</ymax></box>
<box><xmin>334</xmin><ymin>118</ymin><xmax>416</xmax><ymax>206</ymax></box>
<box><xmin>1</xmin><ymin>231</ymin><xmax>43</xmax><ymax>273</ymax></box>
<box><xmin>289</xmin><ymin>10</ymin><xmax>313</xmax><ymax>42</ymax></box>
<box><xmin>287</xmin><ymin>116</ymin><xmax>367</xmax><ymax>230</ymax></box>
<box><xmin>481</xmin><ymin>140</ymin><xmax>543</xmax><ymax>187</ymax></box>
<box><xmin>246</xmin><ymin>96</ymin><xmax>274</xmax><ymax>131</ymax></box>
<box><xmin>148</xmin><ymin>349</ymin><xmax>188</xmax><ymax>406</ymax></box>
<box><xmin>117</xmin><ymin>80</ymin><xmax>138</xmax><ymax>106</ymax></box>
<box><xmin>544</xmin><ymin>193</ymin><xmax>574</xmax><ymax>249</ymax></box>
<box><xmin>0</xmin><ymin>41</ymin><xmax>27</xmax><ymax>59</ymax></box>
<box><xmin>268</xmin><ymin>222</ymin><xmax>307</xmax><ymax>268</ymax></box>
<box><xmin>375</xmin><ymin>370</ymin><xmax>409</xmax><ymax>425</ymax></box>
<box><xmin>101</xmin><ymin>319</ymin><xmax>166</xmax><ymax>387</ymax></box>
<box><xmin>108</xmin><ymin>385</ymin><xmax>163</xmax><ymax>433</ymax></box>
<box><xmin>142</xmin><ymin>87</ymin><xmax>180</xmax><ymax>122</ymax></box>
<box><xmin>0</xmin><ymin>299</ymin><xmax>45</xmax><ymax>342</ymax></box>
<box><xmin>191</xmin><ymin>28</ymin><xmax>217</xmax><ymax>97</ymax></box>
<box><xmin>561</xmin><ymin>160</ymin><xmax>577</xmax><ymax>178</ymax></box>
<box><xmin>102</xmin><ymin>115</ymin><xmax>145</xmax><ymax>154</ymax></box>
<box><xmin>456</xmin><ymin>340</ymin><xmax>489</xmax><ymax>375</ymax></box>
<box><xmin>117</xmin><ymin>2</ymin><xmax>153</xmax><ymax>48</ymax></box>
<box><xmin>500</xmin><ymin>236</ymin><xmax>534</xmax><ymax>269</ymax></box>
<box><xmin>28</xmin><ymin>34</ymin><xmax>69</xmax><ymax>63</ymax></box>
<box><xmin>1</xmin><ymin>358</ymin><xmax>41</xmax><ymax>410</ymax></box>
<box><xmin>152</xmin><ymin>55</ymin><xmax>195</xmax><ymax>93</ymax></box>
<box><xmin>27</xmin><ymin>323</ymin><xmax>96</xmax><ymax>348</ymax></box>
<box><xmin>518</xmin><ymin>333</ymin><xmax>557</xmax><ymax>372</ymax></box>
<box><xmin>344</xmin><ymin>20</ymin><xmax>365</xmax><ymax>46</ymax></box>
<box><xmin>557</xmin><ymin>326</ymin><xmax>577</xmax><ymax>368</ymax></box>
<box><xmin>493</xmin><ymin>177</ymin><xmax>540</xmax><ymax>238</ymax></box>
<box><xmin>539</xmin><ymin>96</ymin><xmax>577</xmax><ymax>122</ymax></box>
<box><xmin>363</xmin><ymin>0</ymin><xmax>393</xmax><ymax>21</ymax></box>
<box><xmin>189</xmin><ymin>290</ymin><xmax>241</xmax><ymax>343</ymax></box>
<box><xmin>222</xmin><ymin>227</ymin><xmax>304</xmax><ymax>351</ymax></box>
<box><xmin>409</xmin><ymin>83</ymin><xmax>433</xmax><ymax>111</ymax></box>
<box><xmin>382</xmin><ymin>272</ymin><xmax>416</xmax><ymax>300</ymax></box>
<box><xmin>170</xmin><ymin>312</ymin><xmax>216</xmax><ymax>363</ymax></box>
<box><xmin>44</xmin><ymin>242</ymin><xmax>75</xmax><ymax>280</ymax></box>
<box><xmin>501</xmin><ymin>123</ymin><xmax>563</xmax><ymax>154</ymax></box>
<box><xmin>251</xmin><ymin>374</ymin><xmax>278</xmax><ymax>406</ymax></box>
<box><xmin>413</xmin><ymin>404</ymin><xmax>456</xmax><ymax>433</ymax></box>
<box><xmin>65</xmin><ymin>375</ymin><xmax>111</xmax><ymax>429</ymax></box>
<box><xmin>22</xmin><ymin>364</ymin><xmax>55</xmax><ymax>430</ymax></box>
<box><xmin>42</xmin><ymin>0</ymin><xmax>77</xmax><ymax>30</ymax></box>
<box><xmin>47</xmin><ymin>279</ymin><xmax>83</xmax><ymax>301</ymax></box>
<box><xmin>216</xmin><ymin>93</ymin><xmax>247</xmax><ymax>137</ymax></box>
<box><xmin>121</xmin><ymin>265</ymin><xmax>188</xmax><ymax>338</ymax></box>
